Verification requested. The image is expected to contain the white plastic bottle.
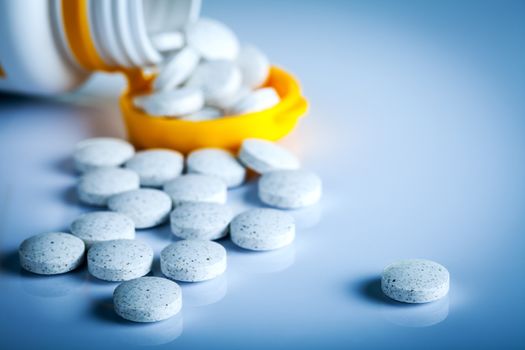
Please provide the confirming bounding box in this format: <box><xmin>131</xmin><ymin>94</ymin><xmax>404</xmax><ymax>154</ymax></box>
<box><xmin>0</xmin><ymin>0</ymin><xmax>200</xmax><ymax>95</ymax></box>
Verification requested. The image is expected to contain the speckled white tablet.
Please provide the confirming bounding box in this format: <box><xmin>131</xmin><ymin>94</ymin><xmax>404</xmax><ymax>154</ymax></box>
<box><xmin>113</xmin><ymin>276</ymin><xmax>182</xmax><ymax>323</ymax></box>
<box><xmin>153</xmin><ymin>47</ymin><xmax>200</xmax><ymax>91</ymax></box>
<box><xmin>186</xmin><ymin>18</ymin><xmax>239</xmax><ymax>60</ymax></box>
<box><xmin>381</xmin><ymin>259</ymin><xmax>450</xmax><ymax>304</ymax></box>
<box><xmin>258</xmin><ymin>170</ymin><xmax>322</xmax><ymax>209</ymax></box>
<box><xmin>230</xmin><ymin>209</ymin><xmax>295</xmax><ymax>251</ymax></box>
<box><xmin>150</xmin><ymin>31</ymin><xmax>185</xmax><ymax>53</ymax></box>
<box><xmin>77</xmin><ymin>167</ymin><xmax>140</xmax><ymax>206</ymax></box>
<box><xmin>186</xmin><ymin>60</ymin><xmax>242</xmax><ymax>106</ymax></box>
<box><xmin>73</xmin><ymin>138</ymin><xmax>135</xmax><ymax>173</ymax></box>
<box><xmin>125</xmin><ymin>149</ymin><xmax>184</xmax><ymax>187</ymax></box>
<box><xmin>134</xmin><ymin>87</ymin><xmax>204</xmax><ymax>117</ymax></box>
<box><xmin>160</xmin><ymin>240</ymin><xmax>227</xmax><ymax>282</ymax></box>
<box><xmin>19</xmin><ymin>232</ymin><xmax>85</xmax><ymax>275</ymax></box>
<box><xmin>170</xmin><ymin>202</ymin><xmax>233</xmax><ymax>240</ymax></box>
<box><xmin>237</xmin><ymin>45</ymin><xmax>270</xmax><ymax>89</ymax></box>
<box><xmin>229</xmin><ymin>88</ymin><xmax>280</xmax><ymax>115</ymax></box>
<box><xmin>238</xmin><ymin>138</ymin><xmax>300</xmax><ymax>174</ymax></box>
<box><xmin>163</xmin><ymin>174</ymin><xmax>227</xmax><ymax>206</ymax></box>
<box><xmin>179</xmin><ymin>107</ymin><xmax>223</xmax><ymax>121</ymax></box>
<box><xmin>88</xmin><ymin>239</ymin><xmax>154</xmax><ymax>282</ymax></box>
<box><xmin>187</xmin><ymin>148</ymin><xmax>246</xmax><ymax>188</ymax></box>
<box><xmin>108</xmin><ymin>189</ymin><xmax>172</xmax><ymax>229</ymax></box>
<box><xmin>70</xmin><ymin>211</ymin><xmax>135</xmax><ymax>247</ymax></box>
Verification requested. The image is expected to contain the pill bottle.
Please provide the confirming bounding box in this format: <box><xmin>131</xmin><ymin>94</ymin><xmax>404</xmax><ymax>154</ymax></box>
<box><xmin>0</xmin><ymin>0</ymin><xmax>200</xmax><ymax>95</ymax></box>
<box><xmin>0</xmin><ymin>0</ymin><xmax>308</xmax><ymax>153</ymax></box>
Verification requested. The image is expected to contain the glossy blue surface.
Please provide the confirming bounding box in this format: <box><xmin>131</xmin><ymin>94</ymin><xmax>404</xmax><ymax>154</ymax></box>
<box><xmin>1</xmin><ymin>1</ymin><xmax>525</xmax><ymax>349</ymax></box>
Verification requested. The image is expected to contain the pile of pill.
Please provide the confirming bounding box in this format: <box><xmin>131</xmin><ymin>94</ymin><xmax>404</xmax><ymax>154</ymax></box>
<box><xmin>133</xmin><ymin>18</ymin><xmax>277</xmax><ymax>120</ymax></box>
<box><xmin>17</xmin><ymin>15</ymin><xmax>451</xmax><ymax>325</ymax></box>
<box><xmin>19</xmin><ymin>136</ymin><xmax>325</xmax><ymax>322</ymax></box>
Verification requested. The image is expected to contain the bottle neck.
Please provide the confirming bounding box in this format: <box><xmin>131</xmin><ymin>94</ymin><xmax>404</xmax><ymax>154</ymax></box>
<box><xmin>59</xmin><ymin>0</ymin><xmax>200</xmax><ymax>71</ymax></box>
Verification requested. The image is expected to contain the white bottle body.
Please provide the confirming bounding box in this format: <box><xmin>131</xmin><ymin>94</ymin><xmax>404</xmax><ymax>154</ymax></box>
<box><xmin>0</xmin><ymin>0</ymin><xmax>200</xmax><ymax>96</ymax></box>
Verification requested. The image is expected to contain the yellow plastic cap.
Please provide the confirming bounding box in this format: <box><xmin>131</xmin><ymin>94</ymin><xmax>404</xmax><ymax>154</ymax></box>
<box><xmin>120</xmin><ymin>66</ymin><xmax>308</xmax><ymax>154</ymax></box>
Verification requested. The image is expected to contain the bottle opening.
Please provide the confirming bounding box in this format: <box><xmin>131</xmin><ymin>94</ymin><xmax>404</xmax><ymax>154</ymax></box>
<box><xmin>88</xmin><ymin>0</ymin><xmax>201</xmax><ymax>69</ymax></box>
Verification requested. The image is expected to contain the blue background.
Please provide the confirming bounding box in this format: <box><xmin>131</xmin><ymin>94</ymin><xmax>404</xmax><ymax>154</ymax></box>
<box><xmin>1</xmin><ymin>0</ymin><xmax>525</xmax><ymax>348</ymax></box>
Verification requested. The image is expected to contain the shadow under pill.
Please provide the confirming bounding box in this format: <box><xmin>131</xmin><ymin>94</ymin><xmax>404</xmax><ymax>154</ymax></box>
<box><xmin>92</xmin><ymin>295</ymin><xmax>129</xmax><ymax>324</ymax></box>
<box><xmin>52</xmin><ymin>155</ymin><xmax>76</xmax><ymax>176</ymax></box>
<box><xmin>381</xmin><ymin>295</ymin><xmax>450</xmax><ymax>327</ymax></box>
<box><xmin>118</xmin><ymin>312</ymin><xmax>184</xmax><ymax>346</ymax></box>
<box><xmin>225</xmin><ymin>241</ymin><xmax>296</xmax><ymax>274</ymax></box>
<box><xmin>0</xmin><ymin>249</ymin><xmax>21</xmax><ymax>276</ymax></box>
<box><xmin>179</xmin><ymin>274</ymin><xmax>228</xmax><ymax>307</ymax></box>
<box><xmin>354</xmin><ymin>276</ymin><xmax>450</xmax><ymax>327</ymax></box>
<box><xmin>354</xmin><ymin>276</ymin><xmax>404</xmax><ymax>306</ymax></box>
<box><xmin>240</xmin><ymin>180</ymin><xmax>269</xmax><ymax>208</ymax></box>
<box><xmin>60</xmin><ymin>185</ymin><xmax>93</xmax><ymax>210</ymax></box>
<box><xmin>19</xmin><ymin>267</ymin><xmax>89</xmax><ymax>298</ymax></box>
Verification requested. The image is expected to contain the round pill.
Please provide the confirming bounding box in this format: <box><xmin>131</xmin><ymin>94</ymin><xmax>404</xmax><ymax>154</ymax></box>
<box><xmin>230</xmin><ymin>208</ymin><xmax>295</xmax><ymax>251</ymax></box>
<box><xmin>381</xmin><ymin>259</ymin><xmax>450</xmax><ymax>303</ymax></box>
<box><xmin>134</xmin><ymin>86</ymin><xmax>204</xmax><ymax>117</ymax></box>
<box><xmin>108</xmin><ymin>189</ymin><xmax>172</xmax><ymax>229</ymax></box>
<box><xmin>229</xmin><ymin>87</ymin><xmax>280</xmax><ymax>115</ymax></box>
<box><xmin>187</xmin><ymin>148</ymin><xmax>246</xmax><ymax>188</ymax></box>
<box><xmin>170</xmin><ymin>202</ymin><xmax>233</xmax><ymax>240</ymax></box>
<box><xmin>179</xmin><ymin>107</ymin><xmax>223</xmax><ymax>122</ymax></box>
<box><xmin>258</xmin><ymin>170</ymin><xmax>322</xmax><ymax>209</ymax></box>
<box><xmin>220</xmin><ymin>86</ymin><xmax>250</xmax><ymax>112</ymax></box>
<box><xmin>113</xmin><ymin>276</ymin><xmax>182</xmax><ymax>323</ymax></box>
<box><xmin>19</xmin><ymin>232</ymin><xmax>85</xmax><ymax>275</ymax></box>
<box><xmin>163</xmin><ymin>174</ymin><xmax>227</xmax><ymax>206</ymax></box>
<box><xmin>73</xmin><ymin>137</ymin><xmax>135</xmax><ymax>173</ymax></box>
<box><xmin>160</xmin><ymin>240</ymin><xmax>227</xmax><ymax>282</ymax></box>
<box><xmin>186</xmin><ymin>18</ymin><xmax>239</xmax><ymax>60</ymax></box>
<box><xmin>153</xmin><ymin>46</ymin><xmax>200</xmax><ymax>91</ymax></box>
<box><xmin>77</xmin><ymin>167</ymin><xmax>140</xmax><ymax>206</ymax></box>
<box><xmin>125</xmin><ymin>149</ymin><xmax>184</xmax><ymax>187</ymax></box>
<box><xmin>88</xmin><ymin>239</ymin><xmax>154</xmax><ymax>282</ymax></box>
<box><xmin>238</xmin><ymin>138</ymin><xmax>300</xmax><ymax>174</ymax></box>
<box><xmin>150</xmin><ymin>31</ymin><xmax>185</xmax><ymax>53</ymax></box>
<box><xmin>186</xmin><ymin>60</ymin><xmax>242</xmax><ymax>106</ymax></box>
<box><xmin>237</xmin><ymin>44</ymin><xmax>270</xmax><ymax>89</ymax></box>
<box><xmin>70</xmin><ymin>211</ymin><xmax>135</xmax><ymax>247</ymax></box>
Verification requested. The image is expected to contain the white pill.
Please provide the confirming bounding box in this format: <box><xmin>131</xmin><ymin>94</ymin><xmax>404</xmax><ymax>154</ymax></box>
<box><xmin>75</xmin><ymin>137</ymin><xmax>123</xmax><ymax>151</ymax></box>
<box><xmin>187</xmin><ymin>148</ymin><xmax>246</xmax><ymax>188</ymax></box>
<box><xmin>186</xmin><ymin>60</ymin><xmax>242</xmax><ymax>106</ymax></box>
<box><xmin>125</xmin><ymin>149</ymin><xmax>184</xmax><ymax>187</ymax></box>
<box><xmin>153</xmin><ymin>47</ymin><xmax>200</xmax><ymax>91</ymax></box>
<box><xmin>77</xmin><ymin>168</ymin><xmax>140</xmax><ymax>206</ymax></box>
<box><xmin>237</xmin><ymin>44</ymin><xmax>270</xmax><ymax>89</ymax></box>
<box><xmin>170</xmin><ymin>202</ymin><xmax>233</xmax><ymax>240</ymax></box>
<box><xmin>381</xmin><ymin>259</ymin><xmax>450</xmax><ymax>303</ymax></box>
<box><xmin>70</xmin><ymin>211</ymin><xmax>135</xmax><ymax>247</ymax></box>
<box><xmin>160</xmin><ymin>240</ymin><xmax>227</xmax><ymax>282</ymax></box>
<box><xmin>186</xmin><ymin>18</ymin><xmax>239</xmax><ymax>60</ymax></box>
<box><xmin>163</xmin><ymin>174</ymin><xmax>227</xmax><ymax>206</ymax></box>
<box><xmin>108</xmin><ymin>189</ymin><xmax>172</xmax><ymax>229</ymax></box>
<box><xmin>230</xmin><ymin>209</ymin><xmax>295</xmax><ymax>251</ymax></box>
<box><xmin>134</xmin><ymin>87</ymin><xmax>204</xmax><ymax>117</ymax></box>
<box><xmin>73</xmin><ymin>138</ymin><xmax>135</xmax><ymax>173</ymax></box>
<box><xmin>238</xmin><ymin>138</ymin><xmax>300</xmax><ymax>174</ymax></box>
<box><xmin>19</xmin><ymin>232</ymin><xmax>85</xmax><ymax>275</ymax></box>
<box><xmin>150</xmin><ymin>31</ymin><xmax>185</xmax><ymax>53</ymax></box>
<box><xmin>179</xmin><ymin>107</ymin><xmax>223</xmax><ymax>122</ymax></box>
<box><xmin>230</xmin><ymin>87</ymin><xmax>280</xmax><ymax>115</ymax></box>
<box><xmin>88</xmin><ymin>239</ymin><xmax>154</xmax><ymax>282</ymax></box>
<box><xmin>258</xmin><ymin>170</ymin><xmax>322</xmax><ymax>209</ymax></box>
<box><xmin>220</xmin><ymin>86</ymin><xmax>250</xmax><ymax>112</ymax></box>
<box><xmin>113</xmin><ymin>276</ymin><xmax>182</xmax><ymax>323</ymax></box>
